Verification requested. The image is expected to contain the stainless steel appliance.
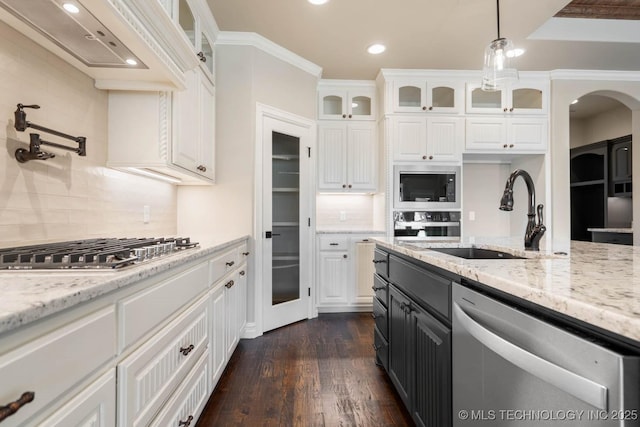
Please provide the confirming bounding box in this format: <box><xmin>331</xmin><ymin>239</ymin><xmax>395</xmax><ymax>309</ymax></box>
<box><xmin>393</xmin><ymin>211</ymin><xmax>461</xmax><ymax>241</ymax></box>
<box><xmin>453</xmin><ymin>283</ymin><xmax>640</xmax><ymax>426</ymax></box>
<box><xmin>393</xmin><ymin>164</ymin><xmax>461</xmax><ymax>210</ymax></box>
<box><xmin>0</xmin><ymin>237</ymin><xmax>198</xmax><ymax>270</ymax></box>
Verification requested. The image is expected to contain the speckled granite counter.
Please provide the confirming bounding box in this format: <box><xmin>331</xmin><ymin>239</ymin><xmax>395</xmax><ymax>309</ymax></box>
<box><xmin>372</xmin><ymin>237</ymin><xmax>640</xmax><ymax>344</ymax></box>
<box><xmin>0</xmin><ymin>236</ymin><xmax>249</xmax><ymax>335</ymax></box>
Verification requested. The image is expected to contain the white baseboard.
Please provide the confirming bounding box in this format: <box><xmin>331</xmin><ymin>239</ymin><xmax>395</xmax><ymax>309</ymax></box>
<box><xmin>317</xmin><ymin>305</ymin><xmax>373</xmax><ymax>313</ymax></box>
<box><xmin>241</xmin><ymin>322</ymin><xmax>262</xmax><ymax>339</ymax></box>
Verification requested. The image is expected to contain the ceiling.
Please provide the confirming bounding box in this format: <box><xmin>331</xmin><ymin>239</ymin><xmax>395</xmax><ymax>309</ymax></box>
<box><xmin>206</xmin><ymin>0</ymin><xmax>640</xmax><ymax>80</ymax></box>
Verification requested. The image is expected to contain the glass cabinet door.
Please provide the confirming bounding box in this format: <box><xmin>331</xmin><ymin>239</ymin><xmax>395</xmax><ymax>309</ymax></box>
<box><xmin>431</xmin><ymin>86</ymin><xmax>455</xmax><ymax>109</ymax></box>
<box><xmin>200</xmin><ymin>32</ymin><xmax>214</xmax><ymax>76</ymax></box>
<box><xmin>319</xmin><ymin>93</ymin><xmax>345</xmax><ymax>119</ymax></box>
<box><xmin>178</xmin><ymin>0</ymin><xmax>196</xmax><ymax>48</ymax></box>
<box><xmin>350</xmin><ymin>95</ymin><xmax>372</xmax><ymax>118</ymax></box>
<box><xmin>509</xmin><ymin>82</ymin><xmax>546</xmax><ymax>114</ymax></box>
<box><xmin>466</xmin><ymin>85</ymin><xmax>505</xmax><ymax>114</ymax></box>
<box><xmin>398</xmin><ymin>85</ymin><xmax>423</xmax><ymax>108</ymax></box>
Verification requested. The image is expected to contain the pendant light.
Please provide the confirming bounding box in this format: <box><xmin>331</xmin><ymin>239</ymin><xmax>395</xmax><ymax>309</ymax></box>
<box><xmin>481</xmin><ymin>0</ymin><xmax>519</xmax><ymax>91</ymax></box>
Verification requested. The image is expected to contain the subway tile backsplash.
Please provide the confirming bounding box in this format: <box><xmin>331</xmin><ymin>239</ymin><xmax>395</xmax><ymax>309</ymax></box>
<box><xmin>0</xmin><ymin>22</ymin><xmax>177</xmax><ymax>247</ymax></box>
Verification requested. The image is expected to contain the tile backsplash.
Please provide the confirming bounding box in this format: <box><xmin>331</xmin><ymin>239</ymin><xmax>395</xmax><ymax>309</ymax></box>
<box><xmin>0</xmin><ymin>22</ymin><xmax>177</xmax><ymax>247</ymax></box>
<box><xmin>316</xmin><ymin>194</ymin><xmax>383</xmax><ymax>230</ymax></box>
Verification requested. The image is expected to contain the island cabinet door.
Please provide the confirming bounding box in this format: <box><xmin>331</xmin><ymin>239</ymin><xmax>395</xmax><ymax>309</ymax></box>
<box><xmin>411</xmin><ymin>304</ymin><xmax>452</xmax><ymax>427</ymax></box>
<box><xmin>388</xmin><ymin>285</ymin><xmax>412</xmax><ymax>409</ymax></box>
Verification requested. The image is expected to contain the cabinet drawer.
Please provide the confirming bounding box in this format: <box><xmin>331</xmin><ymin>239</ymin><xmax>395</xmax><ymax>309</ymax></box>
<box><xmin>319</xmin><ymin>236</ymin><xmax>349</xmax><ymax>251</ymax></box>
<box><xmin>373</xmin><ymin>297</ymin><xmax>388</xmax><ymax>339</ymax></box>
<box><xmin>119</xmin><ymin>261</ymin><xmax>208</xmax><ymax>351</ymax></box>
<box><xmin>373</xmin><ymin>248</ymin><xmax>389</xmax><ymax>278</ymax></box>
<box><xmin>150</xmin><ymin>350</ymin><xmax>209</xmax><ymax>427</ymax></box>
<box><xmin>38</xmin><ymin>369</ymin><xmax>116</xmax><ymax>427</ymax></box>
<box><xmin>374</xmin><ymin>326</ymin><xmax>389</xmax><ymax>372</ymax></box>
<box><xmin>118</xmin><ymin>295</ymin><xmax>208</xmax><ymax>427</ymax></box>
<box><xmin>0</xmin><ymin>307</ymin><xmax>116</xmax><ymax>427</ymax></box>
<box><xmin>372</xmin><ymin>274</ymin><xmax>388</xmax><ymax>307</ymax></box>
<box><xmin>209</xmin><ymin>248</ymin><xmax>239</xmax><ymax>285</ymax></box>
<box><xmin>389</xmin><ymin>255</ymin><xmax>451</xmax><ymax>321</ymax></box>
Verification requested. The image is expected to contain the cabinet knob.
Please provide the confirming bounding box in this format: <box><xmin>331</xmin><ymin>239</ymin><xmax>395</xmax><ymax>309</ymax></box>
<box><xmin>197</xmin><ymin>51</ymin><xmax>206</xmax><ymax>62</ymax></box>
<box><xmin>428</xmin><ymin>155</ymin><xmax>433</xmax><ymax>160</ymax></box>
<box><xmin>242</xmin><ymin>251</ymin><xmax>250</xmax><ymax>256</ymax></box>
<box><xmin>226</xmin><ymin>261</ymin><xmax>235</xmax><ymax>267</ymax></box>
<box><xmin>348</xmin><ymin>184</ymin><xmax>352</xmax><ymax>188</ymax></box>
<box><xmin>372</xmin><ymin>259</ymin><xmax>387</xmax><ymax>264</ymax></box>
<box><xmin>342</xmin><ymin>114</ymin><xmax>347</xmax><ymax>118</ymax></box>
<box><xmin>179</xmin><ymin>415</ymin><xmax>194</xmax><ymax>427</ymax></box>
<box><xmin>342</xmin><ymin>184</ymin><xmax>347</xmax><ymax>188</ymax></box>
<box><xmin>0</xmin><ymin>392</ymin><xmax>35</xmax><ymax>422</ymax></box>
<box><xmin>509</xmin><ymin>107</ymin><xmax>514</xmax><ymax>112</ymax></box>
<box><xmin>422</xmin><ymin>106</ymin><xmax>427</xmax><ymax>111</ymax></box>
<box><xmin>503</xmin><ymin>144</ymin><xmax>508</xmax><ymax>148</ymax></box>
<box><xmin>225</xmin><ymin>280</ymin><xmax>235</xmax><ymax>288</ymax></box>
<box><xmin>348</xmin><ymin>114</ymin><xmax>352</xmax><ymax>119</ymax></box>
<box><xmin>197</xmin><ymin>165</ymin><xmax>207</xmax><ymax>172</ymax></box>
<box><xmin>503</xmin><ymin>108</ymin><xmax>508</xmax><ymax>112</ymax></box>
<box><xmin>428</xmin><ymin>106</ymin><xmax>433</xmax><ymax>111</ymax></box>
<box><xmin>422</xmin><ymin>155</ymin><xmax>427</xmax><ymax>160</ymax></box>
<box><xmin>509</xmin><ymin>144</ymin><xmax>514</xmax><ymax>148</ymax></box>
<box><xmin>343</xmin><ymin>254</ymin><xmax>347</xmax><ymax>259</ymax></box>
<box><xmin>239</xmin><ymin>270</ymin><xmax>245</xmax><ymax>276</ymax></box>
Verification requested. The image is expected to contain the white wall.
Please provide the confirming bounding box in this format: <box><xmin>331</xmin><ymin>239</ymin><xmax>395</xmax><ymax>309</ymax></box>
<box><xmin>571</xmin><ymin>104</ymin><xmax>632</xmax><ymax>148</ymax></box>
<box><xmin>550</xmin><ymin>79</ymin><xmax>640</xmax><ymax>251</ymax></box>
<box><xmin>316</xmin><ymin>194</ymin><xmax>382</xmax><ymax>230</ymax></box>
<box><xmin>462</xmin><ymin>163</ymin><xmax>511</xmax><ymax>238</ymax></box>
<box><xmin>0</xmin><ymin>21</ymin><xmax>177</xmax><ymax>247</ymax></box>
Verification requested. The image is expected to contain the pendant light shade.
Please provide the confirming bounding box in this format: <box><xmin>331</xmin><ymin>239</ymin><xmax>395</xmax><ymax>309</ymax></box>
<box><xmin>481</xmin><ymin>0</ymin><xmax>519</xmax><ymax>91</ymax></box>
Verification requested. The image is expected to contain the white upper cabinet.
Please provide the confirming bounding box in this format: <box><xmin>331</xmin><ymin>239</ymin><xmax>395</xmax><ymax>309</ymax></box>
<box><xmin>392</xmin><ymin>116</ymin><xmax>463</xmax><ymax>162</ymax></box>
<box><xmin>466</xmin><ymin>79</ymin><xmax>548</xmax><ymax>115</ymax></box>
<box><xmin>465</xmin><ymin>117</ymin><xmax>548</xmax><ymax>153</ymax></box>
<box><xmin>318</xmin><ymin>81</ymin><xmax>377</xmax><ymax>120</ymax></box>
<box><xmin>318</xmin><ymin>122</ymin><xmax>377</xmax><ymax>192</ymax></box>
<box><xmin>392</xmin><ymin>79</ymin><xmax>464</xmax><ymax>113</ymax></box>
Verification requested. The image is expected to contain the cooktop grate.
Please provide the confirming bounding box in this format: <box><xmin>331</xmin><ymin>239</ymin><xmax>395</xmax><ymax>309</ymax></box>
<box><xmin>0</xmin><ymin>237</ymin><xmax>198</xmax><ymax>270</ymax></box>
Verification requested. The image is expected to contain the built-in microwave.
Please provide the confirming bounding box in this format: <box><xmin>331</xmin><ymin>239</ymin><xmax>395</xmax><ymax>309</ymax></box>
<box><xmin>393</xmin><ymin>164</ymin><xmax>461</xmax><ymax>210</ymax></box>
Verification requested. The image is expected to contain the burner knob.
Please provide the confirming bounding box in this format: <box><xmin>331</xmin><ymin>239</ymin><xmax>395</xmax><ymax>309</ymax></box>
<box><xmin>134</xmin><ymin>248</ymin><xmax>146</xmax><ymax>261</ymax></box>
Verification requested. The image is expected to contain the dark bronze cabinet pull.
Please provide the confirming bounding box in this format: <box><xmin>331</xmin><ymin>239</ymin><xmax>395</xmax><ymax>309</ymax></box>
<box><xmin>179</xmin><ymin>344</ymin><xmax>194</xmax><ymax>356</ymax></box>
<box><xmin>179</xmin><ymin>415</ymin><xmax>194</xmax><ymax>426</ymax></box>
<box><xmin>372</xmin><ymin>260</ymin><xmax>387</xmax><ymax>264</ymax></box>
<box><xmin>225</xmin><ymin>261</ymin><xmax>235</xmax><ymax>267</ymax></box>
<box><xmin>239</xmin><ymin>270</ymin><xmax>245</xmax><ymax>276</ymax></box>
<box><xmin>371</xmin><ymin>285</ymin><xmax>385</xmax><ymax>291</ymax></box>
<box><xmin>225</xmin><ymin>280</ymin><xmax>234</xmax><ymax>289</ymax></box>
<box><xmin>197</xmin><ymin>51</ymin><xmax>206</xmax><ymax>62</ymax></box>
<box><xmin>0</xmin><ymin>391</ymin><xmax>35</xmax><ymax>422</ymax></box>
<box><xmin>242</xmin><ymin>251</ymin><xmax>250</xmax><ymax>256</ymax></box>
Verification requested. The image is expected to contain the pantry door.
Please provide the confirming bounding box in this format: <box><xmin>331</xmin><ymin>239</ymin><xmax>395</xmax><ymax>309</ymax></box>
<box><xmin>260</xmin><ymin>109</ymin><xmax>314</xmax><ymax>333</ymax></box>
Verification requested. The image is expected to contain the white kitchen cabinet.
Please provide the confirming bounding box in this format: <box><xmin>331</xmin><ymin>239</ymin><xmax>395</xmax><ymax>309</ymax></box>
<box><xmin>0</xmin><ymin>307</ymin><xmax>116</xmax><ymax>427</ymax></box>
<box><xmin>117</xmin><ymin>294</ymin><xmax>209</xmax><ymax>427</ymax></box>
<box><xmin>108</xmin><ymin>74</ymin><xmax>215</xmax><ymax>184</ymax></box>
<box><xmin>392</xmin><ymin>116</ymin><xmax>463</xmax><ymax>162</ymax></box>
<box><xmin>316</xmin><ymin>234</ymin><xmax>381</xmax><ymax>312</ymax></box>
<box><xmin>465</xmin><ymin>117</ymin><xmax>548</xmax><ymax>153</ymax></box>
<box><xmin>318</xmin><ymin>122</ymin><xmax>377</xmax><ymax>192</ymax></box>
<box><xmin>38</xmin><ymin>370</ymin><xmax>116</xmax><ymax>427</ymax></box>
<box><xmin>209</xmin><ymin>282</ymin><xmax>226</xmax><ymax>391</ymax></box>
<box><xmin>318</xmin><ymin>81</ymin><xmax>376</xmax><ymax>120</ymax></box>
<box><xmin>173</xmin><ymin>68</ymin><xmax>216</xmax><ymax>181</ymax></box>
<box><xmin>465</xmin><ymin>79</ymin><xmax>548</xmax><ymax>115</ymax></box>
<box><xmin>392</xmin><ymin>79</ymin><xmax>464</xmax><ymax>113</ymax></box>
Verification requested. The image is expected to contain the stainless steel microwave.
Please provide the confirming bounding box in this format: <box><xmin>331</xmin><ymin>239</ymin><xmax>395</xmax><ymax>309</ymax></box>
<box><xmin>393</xmin><ymin>164</ymin><xmax>461</xmax><ymax>210</ymax></box>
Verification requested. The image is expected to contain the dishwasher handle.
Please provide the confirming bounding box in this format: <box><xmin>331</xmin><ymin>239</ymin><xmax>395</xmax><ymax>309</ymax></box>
<box><xmin>453</xmin><ymin>302</ymin><xmax>608</xmax><ymax>410</ymax></box>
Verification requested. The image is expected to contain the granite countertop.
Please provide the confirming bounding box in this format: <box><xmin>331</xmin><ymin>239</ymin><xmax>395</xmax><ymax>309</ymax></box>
<box><xmin>372</xmin><ymin>237</ymin><xmax>640</xmax><ymax>343</ymax></box>
<box><xmin>0</xmin><ymin>236</ymin><xmax>249</xmax><ymax>335</ymax></box>
<box><xmin>587</xmin><ymin>228</ymin><xmax>633</xmax><ymax>234</ymax></box>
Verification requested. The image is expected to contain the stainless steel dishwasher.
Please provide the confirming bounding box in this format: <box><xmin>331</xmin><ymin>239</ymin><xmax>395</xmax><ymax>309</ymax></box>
<box><xmin>452</xmin><ymin>283</ymin><xmax>640</xmax><ymax>426</ymax></box>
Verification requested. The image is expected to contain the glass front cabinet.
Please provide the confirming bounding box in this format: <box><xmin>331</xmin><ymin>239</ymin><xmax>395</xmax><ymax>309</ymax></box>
<box><xmin>466</xmin><ymin>80</ymin><xmax>548</xmax><ymax>115</ymax></box>
<box><xmin>392</xmin><ymin>79</ymin><xmax>463</xmax><ymax>114</ymax></box>
<box><xmin>318</xmin><ymin>84</ymin><xmax>376</xmax><ymax>120</ymax></box>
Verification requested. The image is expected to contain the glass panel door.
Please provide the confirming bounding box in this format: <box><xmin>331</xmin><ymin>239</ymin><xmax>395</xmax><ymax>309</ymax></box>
<box><xmin>271</xmin><ymin>132</ymin><xmax>300</xmax><ymax>305</ymax></box>
<box><xmin>178</xmin><ymin>0</ymin><xmax>196</xmax><ymax>48</ymax></box>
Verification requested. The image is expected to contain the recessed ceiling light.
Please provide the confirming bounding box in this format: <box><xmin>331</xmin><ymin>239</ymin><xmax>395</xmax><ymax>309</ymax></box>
<box><xmin>308</xmin><ymin>0</ymin><xmax>329</xmax><ymax>4</ymax></box>
<box><xmin>367</xmin><ymin>44</ymin><xmax>386</xmax><ymax>55</ymax></box>
<box><xmin>125</xmin><ymin>58</ymin><xmax>138</xmax><ymax>66</ymax></box>
<box><xmin>571</xmin><ymin>99</ymin><xmax>579</xmax><ymax>104</ymax></box>
<box><xmin>62</xmin><ymin>3</ymin><xmax>80</xmax><ymax>14</ymax></box>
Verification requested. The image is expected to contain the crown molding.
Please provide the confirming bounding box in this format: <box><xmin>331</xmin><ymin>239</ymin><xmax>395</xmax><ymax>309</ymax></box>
<box><xmin>550</xmin><ymin>69</ymin><xmax>640</xmax><ymax>81</ymax></box>
<box><xmin>216</xmin><ymin>32</ymin><xmax>322</xmax><ymax>78</ymax></box>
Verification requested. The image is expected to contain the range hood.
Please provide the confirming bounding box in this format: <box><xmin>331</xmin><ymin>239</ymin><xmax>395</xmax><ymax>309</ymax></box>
<box><xmin>0</xmin><ymin>0</ymin><xmax>200</xmax><ymax>90</ymax></box>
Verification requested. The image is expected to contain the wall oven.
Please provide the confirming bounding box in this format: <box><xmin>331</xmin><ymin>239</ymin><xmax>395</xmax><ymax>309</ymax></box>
<box><xmin>393</xmin><ymin>164</ymin><xmax>461</xmax><ymax>210</ymax></box>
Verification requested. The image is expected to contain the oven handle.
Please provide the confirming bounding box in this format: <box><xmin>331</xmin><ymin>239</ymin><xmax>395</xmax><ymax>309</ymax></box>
<box><xmin>453</xmin><ymin>302</ymin><xmax>608</xmax><ymax>410</ymax></box>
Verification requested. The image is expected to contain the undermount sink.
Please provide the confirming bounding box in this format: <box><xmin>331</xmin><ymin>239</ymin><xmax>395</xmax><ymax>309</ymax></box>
<box><xmin>428</xmin><ymin>247</ymin><xmax>525</xmax><ymax>259</ymax></box>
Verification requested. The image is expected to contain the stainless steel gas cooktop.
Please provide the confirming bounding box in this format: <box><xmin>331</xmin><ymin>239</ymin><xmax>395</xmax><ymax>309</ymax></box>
<box><xmin>0</xmin><ymin>237</ymin><xmax>199</xmax><ymax>270</ymax></box>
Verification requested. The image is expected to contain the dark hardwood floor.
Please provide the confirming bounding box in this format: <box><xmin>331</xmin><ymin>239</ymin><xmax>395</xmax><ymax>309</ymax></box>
<box><xmin>196</xmin><ymin>313</ymin><xmax>413</xmax><ymax>427</ymax></box>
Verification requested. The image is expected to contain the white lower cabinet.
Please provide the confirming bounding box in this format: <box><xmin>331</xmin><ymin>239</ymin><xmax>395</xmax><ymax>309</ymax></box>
<box><xmin>316</xmin><ymin>234</ymin><xmax>380</xmax><ymax>312</ymax></box>
<box><xmin>149</xmin><ymin>351</ymin><xmax>209</xmax><ymax>427</ymax></box>
<box><xmin>0</xmin><ymin>307</ymin><xmax>116</xmax><ymax>427</ymax></box>
<box><xmin>209</xmin><ymin>282</ymin><xmax>226</xmax><ymax>390</ymax></box>
<box><xmin>38</xmin><ymin>370</ymin><xmax>116</xmax><ymax>427</ymax></box>
<box><xmin>117</xmin><ymin>294</ymin><xmax>209</xmax><ymax>427</ymax></box>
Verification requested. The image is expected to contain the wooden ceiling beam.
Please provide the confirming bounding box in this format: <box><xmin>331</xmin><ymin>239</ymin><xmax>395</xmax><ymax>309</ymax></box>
<box><xmin>555</xmin><ymin>0</ymin><xmax>640</xmax><ymax>20</ymax></box>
